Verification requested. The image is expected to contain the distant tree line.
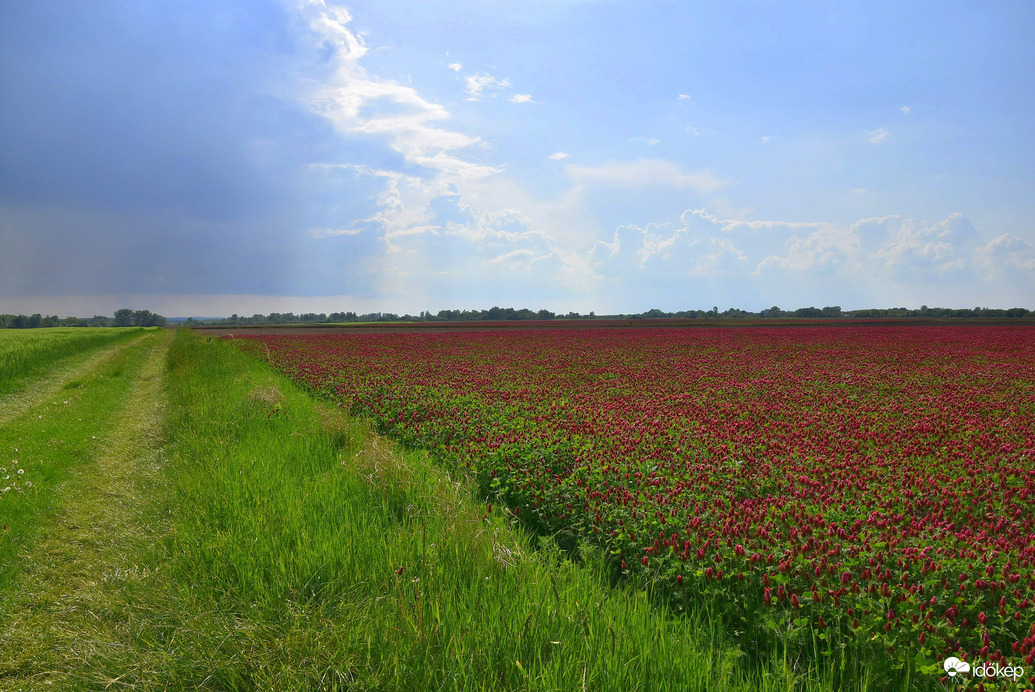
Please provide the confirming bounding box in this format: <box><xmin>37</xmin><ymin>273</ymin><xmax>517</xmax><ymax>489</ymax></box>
<box><xmin>0</xmin><ymin>309</ymin><xmax>166</xmax><ymax>329</ymax></box>
<box><xmin>199</xmin><ymin>304</ymin><xmax>1032</xmax><ymax>326</ymax></box>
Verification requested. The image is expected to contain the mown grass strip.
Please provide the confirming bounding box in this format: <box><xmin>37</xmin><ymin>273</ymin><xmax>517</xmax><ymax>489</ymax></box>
<box><xmin>0</xmin><ymin>329</ymin><xmax>171</xmax><ymax>689</ymax></box>
<box><xmin>0</xmin><ymin>331</ymin><xmax>163</xmax><ymax>594</ymax></box>
<box><xmin>0</xmin><ymin>327</ymin><xmax>144</xmax><ymax>397</ymax></box>
<box><xmin>89</xmin><ymin>329</ymin><xmax>819</xmax><ymax>691</ymax></box>
<box><xmin>0</xmin><ymin>329</ymin><xmax>152</xmax><ymax>426</ymax></box>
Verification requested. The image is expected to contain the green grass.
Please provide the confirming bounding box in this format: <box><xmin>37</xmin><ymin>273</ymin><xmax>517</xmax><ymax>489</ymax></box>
<box><xmin>0</xmin><ymin>332</ymin><xmax>161</xmax><ymax>593</ymax></box>
<box><xmin>0</xmin><ymin>330</ymin><xmax>170</xmax><ymax>688</ymax></box>
<box><xmin>0</xmin><ymin>327</ymin><xmax>145</xmax><ymax>396</ymax></box>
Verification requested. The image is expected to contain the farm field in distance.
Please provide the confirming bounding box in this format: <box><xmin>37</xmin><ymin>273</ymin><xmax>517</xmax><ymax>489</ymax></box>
<box><xmin>230</xmin><ymin>323</ymin><xmax>1035</xmax><ymax>685</ymax></box>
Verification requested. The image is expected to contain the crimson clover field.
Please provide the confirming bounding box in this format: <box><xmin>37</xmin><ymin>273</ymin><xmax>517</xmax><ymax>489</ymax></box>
<box><xmin>232</xmin><ymin>324</ymin><xmax>1035</xmax><ymax>673</ymax></box>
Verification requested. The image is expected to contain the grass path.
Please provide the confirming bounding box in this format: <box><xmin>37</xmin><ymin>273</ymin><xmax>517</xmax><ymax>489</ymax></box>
<box><xmin>0</xmin><ymin>329</ymin><xmax>170</xmax><ymax>690</ymax></box>
<box><xmin>0</xmin><ymin>331</ymin><xmax>152</xmax><ymax>426</ymax></box>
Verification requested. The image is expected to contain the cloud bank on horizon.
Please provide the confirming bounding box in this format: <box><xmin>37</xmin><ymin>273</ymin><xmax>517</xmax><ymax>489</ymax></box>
<box><xmin>1</xmin><ymin>0</ymin><xmax>1033</xmax><ymax>317</ymax></box>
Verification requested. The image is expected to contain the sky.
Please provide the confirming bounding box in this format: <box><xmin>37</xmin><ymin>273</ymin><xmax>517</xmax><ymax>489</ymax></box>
<box><xmin>1</xmin><ymin>0</ymin><xmax>1033</xmax><ymax>318</ymax></box>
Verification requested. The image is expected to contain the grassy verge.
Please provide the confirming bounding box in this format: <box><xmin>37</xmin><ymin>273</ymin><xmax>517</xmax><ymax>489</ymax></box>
<box><xmin>79</xmin><ymin>329</ymin><xmax>823</xmax><ymax>691</ymax></box>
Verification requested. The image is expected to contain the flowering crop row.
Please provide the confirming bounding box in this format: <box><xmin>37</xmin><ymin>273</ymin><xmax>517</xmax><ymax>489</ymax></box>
<box><xmin>232</xmin><ymin>325</ymin><xmax>1035</xmax><ymax>671</ymax></box>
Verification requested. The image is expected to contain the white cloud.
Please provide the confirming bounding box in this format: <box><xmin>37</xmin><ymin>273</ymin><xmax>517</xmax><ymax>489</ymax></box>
<box><xmin>509</xmin><ymin>93</ymin><xmax>535</xmax><ymax>103</ymax></box>
<box><xmin>867</xmin><ymin>127</ymin><xmax>890</xmax><ymax>144</ymax></box>
<box><xmin>689</xmin><ymin>237</ymin><xmax>749</xmax><ymax>277</ymax></box>
<box><xmin>296</xmin><ymin>9</ymin><xmax>495</xmax><ymax>187</ymax></box>
<box><xmin>685</xmin><ymin>126</ymin><xmax>700</xmax><ymax>136</ymax></box>
<box><xmin>548</xmin><ymin>152</ymin><xmax>569</xmax><ymax>160</ymax></box>
<box><xmin>974</xmin><ymin>234</ymin><xmax>1035</xmax><ymax>276</ymax></box>
<box><xmin>870</xmin><ymin>212</ymin><xmax>976</xmax><ymax>275</ymax></box>
<box><xmin>636</xmin><ymin>223</ymin><xmax>685</xmax><ymax>267</ymax></box>
<box><xmin>592</xmin><ymin>208</ymin><xmax>999</xmax><ymax>299</ymax></box>
<box><xmin>755</xmin><ymin>225</ymin><xmax>858</xmax><ymax>275</ymax></box>
<box><xmin>900</xmin><ymin>105</ymin><xmax>911</xmax><ymax>116</ymax></box>
<box><xmin>465</xmin><ymin>73</ymin><xmax>511</xmax><ymax>100</ymax></box>
<box><xmin>677</xmin><ymin>94</ymin><xmax>691</xmax><ymax>101</ymax></box>
<box><xmin>447</xmin><ymin>62</ymin><xmax>462</xmax><ymax>72</ymax></box>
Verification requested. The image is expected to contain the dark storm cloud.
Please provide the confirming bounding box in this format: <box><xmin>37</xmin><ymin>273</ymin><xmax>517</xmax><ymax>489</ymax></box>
<box><xmin>0</xmin><ymin>0</ymin><xmax>377</xmax><ymax>298</ymax></box>
<box><xmin>1</xmin><ymin>2</ymin><xmax>289</xmax><ymax>211</ymax></box>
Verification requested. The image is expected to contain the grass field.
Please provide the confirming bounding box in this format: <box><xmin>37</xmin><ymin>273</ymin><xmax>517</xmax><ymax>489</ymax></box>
<box><xmin>1</xmin><ymin>325</ymin><xmax>1028</xmax><ymax>689</ymax></box>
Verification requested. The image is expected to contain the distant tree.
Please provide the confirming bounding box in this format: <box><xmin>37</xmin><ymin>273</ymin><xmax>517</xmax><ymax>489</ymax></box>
<box><xmin>821</xmin><ymin>306</ymin><xmax>842</xmax><ymax>318</ymax></box>
<box><xmin>794</xmin><ymin>307</ymin><xmax>823</xmax><ymax>318</ymax></box>
<box><xmin>113</xmin><ymin>309</ymin><xmax>134</xmax><ymax>327</ymax></box>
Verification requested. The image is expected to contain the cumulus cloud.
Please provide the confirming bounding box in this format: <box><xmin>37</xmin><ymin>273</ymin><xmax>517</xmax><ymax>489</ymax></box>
<box><xmin>869</xmin><ymin>212</ymin><xmax>977</xmax><ymax>276</ymax></box>
<box><xmin>755</xmin><ymin>225</ymin><xmax>858</xmax><ymax>275</ymax></box>
<box><xmin>588</xmin><ymin>207</ymin><xmax>1006</xmax><ymax>307</ymax></box>
<box><xmin>975</xmin><ymin>233</ymin><xmax>1035</xmax><ymax>277</ymax></box>
<box><xmin>447</xmin><ymin>62</ymin><xmax>462</xmax><ymax>72</ymax></box>
<box><xmin>900</xmin><ymin>105</ymin><xmax>911</xmax><ymax>115</ymax></box>
<box><xmin>548</xmin><ymin>152</ymin><xmax>570</xmax><ymax>160</ymax></box>
<box><xmin>509</xmin><ymin>93</ymin><xmax>535</xmax><ymax>103</ymax></box>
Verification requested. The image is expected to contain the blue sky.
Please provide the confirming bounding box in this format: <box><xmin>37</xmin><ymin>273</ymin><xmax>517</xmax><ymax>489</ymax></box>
<box><xmin>1</xmin><ymin>0</ymin><xmax>1032</xmax><ymax>317</ymax></box>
